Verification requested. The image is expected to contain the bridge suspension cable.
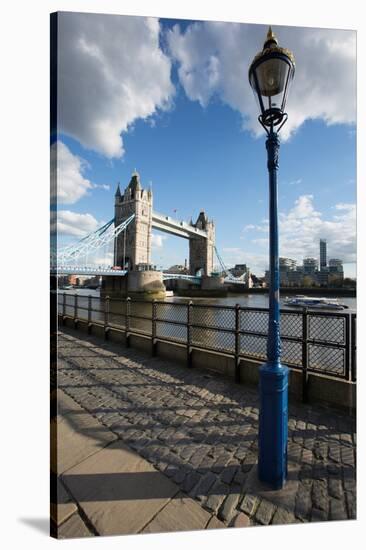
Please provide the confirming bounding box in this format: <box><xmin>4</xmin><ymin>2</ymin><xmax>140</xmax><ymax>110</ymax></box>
<box><xmin>56</xmin><ymin>214</ymin><xmax>135</xmax><ymax>265</ymax></box>
<box><xmin>214</xmin><ymin>246</ymin><xmax>235</xmax><ymax>280</ymax></box>
<box><xmin>214</xmin><ymin>246</ymin><xmax>249</xmax><ymax>283</ymax></box>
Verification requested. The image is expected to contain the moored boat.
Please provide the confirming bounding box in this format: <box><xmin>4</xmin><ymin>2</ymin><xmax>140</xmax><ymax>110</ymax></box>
<box><xmin>284</xmin><ymin>295</ymin><xmax>348</xmax><ymax>310</ymax></box>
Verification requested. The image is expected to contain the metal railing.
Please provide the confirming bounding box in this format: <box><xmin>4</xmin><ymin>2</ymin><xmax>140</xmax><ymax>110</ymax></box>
<box><xmin>57</xmin><ymin>293</ymin><xmax>356</xmax><ymax>395</ymax></box>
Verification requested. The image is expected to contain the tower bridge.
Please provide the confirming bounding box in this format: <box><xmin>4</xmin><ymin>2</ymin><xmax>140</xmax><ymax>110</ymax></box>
<box><xmin>114</xmin><ymin>172</ymin><xmax>215</xmax><ymax>277</ymax></box>
<box><xmin>54</xmin><ymin>172</ymin><xmax>249</xmax><ymax>297</ymax></box>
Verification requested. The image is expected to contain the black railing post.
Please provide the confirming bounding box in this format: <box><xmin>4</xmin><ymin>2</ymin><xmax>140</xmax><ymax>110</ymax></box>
<box><xmin>351</xmin><ymin>313</ymin><xmax>356</xmax><ymax>382</ymax></box>
<box><xmin>302</xmin><ymin>307</ymin><xmax>308</xmax><ymax>403</ymax></box>
<box><xmin>126</xmin><ymin>297</ymin><xmax>131</xmax><ymax>348</ymax></box>
<box><xmin>87</xmin><ymin>295</ymin><xmax>92</xmax><ymax>334</ymax></box>
<box><xmin>187</xmin><ymin>300</ymin><xmax>193</xmax><ymax>367</ymax></box>
<box><xmin>62</xmin><ymin>292</ymin><xmax>66</xmax><ymax>325</ymax></box>
<box><xmin>151</xmin><ymin>300</ymin><xmax>157</xmax><ymax>356</ymax></box>
<box><xmin>104</xmin><ymin>295</ymin><xmax>110</xmax><ymax>340</ymax></box>
<box><xmin>74</xmin><ymin>293</ymin><xmax>79</xmax><ymax>329</ymax></box>
<box><xmin>235</xmin><ymin>304</ymin><xmax>241</xmax><ymax>383</ymax></box>
<box><xmin>345</xmin><ymin>313</ymin><xmax>350</xmax><ymax>381</ymax></box>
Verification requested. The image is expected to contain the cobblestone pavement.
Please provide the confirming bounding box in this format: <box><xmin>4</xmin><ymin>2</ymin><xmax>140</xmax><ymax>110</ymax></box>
<box><xmin>57</xmin><ymin>329</ymin><xmax>356</xmax><ymax>529</ymax></box>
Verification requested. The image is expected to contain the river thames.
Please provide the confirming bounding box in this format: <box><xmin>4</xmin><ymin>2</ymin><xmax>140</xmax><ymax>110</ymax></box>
<box><xmin>59</xmin><ymin>287</ymin><xmax>356</xmax><ymax>313</ymax></box>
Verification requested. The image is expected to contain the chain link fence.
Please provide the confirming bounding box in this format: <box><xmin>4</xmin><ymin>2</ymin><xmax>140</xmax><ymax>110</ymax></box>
<box><xmin>57</xmin><ymin>293</ymin><xmax>356</xmax><ymax>383</ymax></box>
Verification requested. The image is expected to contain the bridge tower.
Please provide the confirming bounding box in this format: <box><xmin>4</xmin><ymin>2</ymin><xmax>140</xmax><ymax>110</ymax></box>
<box><xmin>189</xmin><ymin>211</ymin><xmax>215</xmax><ymax>276</ymax></box>
<box><xmin>114</xmin><ymin>172</ymin><xmax>153</xmax><ymax>270</ymax></box>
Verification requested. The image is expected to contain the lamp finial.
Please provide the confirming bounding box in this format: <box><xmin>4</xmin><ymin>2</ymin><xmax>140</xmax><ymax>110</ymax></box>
<box><xmin>264</xmin><ymin>26</ymin><xmax>278</xmax><ymax>48</ymax></box>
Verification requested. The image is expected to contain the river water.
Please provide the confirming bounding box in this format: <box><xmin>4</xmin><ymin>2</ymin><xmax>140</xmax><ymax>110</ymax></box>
<box><xmin>59</xmin><ymin>287</ymin><xmax>356</xmax><ymax>313</ymax></box>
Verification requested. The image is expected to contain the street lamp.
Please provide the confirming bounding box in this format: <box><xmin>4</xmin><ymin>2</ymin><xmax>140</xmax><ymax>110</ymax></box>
<box><xmin>249</xmin><ymin>27</ymin><xmax>295</xmax><ymax>489</ymax></box>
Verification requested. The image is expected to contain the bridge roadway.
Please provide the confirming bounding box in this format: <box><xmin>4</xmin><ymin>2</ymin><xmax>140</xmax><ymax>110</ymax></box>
<box><xmin>53</xmin><ymin>328</ymin><xmax>356</xmax><ymax>537</ymax></box>
<box><xmin>51</xmin><ymin>266</ymin><xmax>245</xmax><ymax>285</ymax></box>
<box><xmin>52</xmin><ymin>266</ymin><xmax>201</xmax><ymax>283</ymax></box>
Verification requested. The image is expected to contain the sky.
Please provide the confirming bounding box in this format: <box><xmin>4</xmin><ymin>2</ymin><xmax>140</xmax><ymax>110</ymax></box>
<box><xmin>53</xmin><ymin>12</ymin><xmax>356</xmax><ymax>277</ymax></box>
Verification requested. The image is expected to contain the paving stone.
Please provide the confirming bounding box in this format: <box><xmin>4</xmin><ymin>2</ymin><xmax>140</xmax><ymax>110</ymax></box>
<box><xmin>271</xmin><ymin>507</ymin><xmax>297</xmax><ymax>525</ymax></box>
<box><xmin>242</xmin><ymin>452</ymin><xmax>257</xmax><ymax>472</ymax></box>
<box><xmin>329</xmin><ymin>497</ymin><xmax>347</xmax><ymax>521</ymax></box>
<box><xmin>57</xmin><ymin>512</ymin><xmax>92</xmax><ymax>539</ymax></box>
<box><xmin>218</xmin><ymin>489</ymin><xmax>241</xmax><ymax>522</ymax></box>
<box><xmin>51</xmin><ymin>477</ymin><xmax>77</xmax><ymax>526</ymax></box>
<box><xmin>233</xmin><ymin>469</ymin><xmax>247</xmax><ymax>486</ymax></box>
<box><xmin>141</xmin><ymin>494</ymin><xmax>212</xmax><ymax>533</ymax></box>
<box><xmin>311</xmin><ymin>481</ymin><xmax>328</xmax><ymax>512</ymax></box>
<box><xmin>343</xmin><ymin>476</ymin><xmax>356</xmax><ymax>492</ymax></box>
<box><xmin>312</xmin><ymin>460</ymin><xmax>328</xmax><ymax>482</ymax></box>
<box><xmin>328</xmin><ymin>478</ymin><xmax>342</xmax><ymax>499</ymax></box>
<box><xmin>206</xmin><ymin>515</ymin><xmax>226</xmax><ymax>529</ymax></box>
<box><xmin>341</xmin><ymin>446</ymin><xmax>355</xmax><ymax>467</ymax></box>
<box><xmin>311</xmin><ymin>507</ymin><xmax>328</xmax><ymax>522</ymax></box>
<box><xmin>62</xmin><ymin>439</ymin><xmax>180</xmax><ymax>536</ymax></box>
<box><xmin>239</xmin><ymin>493</ymin><xmax>259</xmax><ymax>516</ymax></box>
<box><xmin>52</xmin><ymin>390</ymin><xmax>117</xmax><ymax>475</ymax></box>
<box><xmin>299</xmin><ymin>465</ymin><xmax>313</xmax><ymax>483</ymax></box>
<box><xmin>232</xmin><ymin>512</ymin><xmax>251</xmax><ymax>528</ymax></box>
<box><xmin>340</xmin><ymin>433</ymin><xmax>353</xmax><ymax>446</ymax></box>
<box><xmin>345</xmin><ymin>491</ymin><xmax>356</xmax><ymax>519</ymax></box>
<box><xmin>329</xmin><ymin>443</ymin><xmax>341</xmax><ymax>463</ymax></box>
<box><xmin>288</xmin><ymin>443</ymin><xmax>302</xmax><ymax>463</ymax></box>
<box><xmin>313</xmin><ymin>440</ymin><xmax>328</xmax><ymax>460</ymax></box>
<box><xmin>205</xmin><ymin>482</ymin><xmax>228</xmax><ymax>513</ymax></box>
<box><xmin>220</xmin><ymin>463</ymin><xmax>239</xmax><ymax>485</ymax></box>
<box><xmin>301</xmin><ymin>448</ymin><xmax>313</xmax><ymax>467</ymax></box>
<box><xmin>295</xmin><ymin>485</ymin><xmax>312</xmax><ymax>521</ymax></box>
<box><xmin>191</xmin><ymin>472</ymin><xmax>217</xmax><ymax>499</ymax></box>
<box><xmin>327</xmin><ymin>462</ymin><xmax>340</xmax><ymax>476</ymax></box>
<box><xmin>173</xmin><ymin>468</ymin><xmax>188</xmax><ymax>484</ymax></box>
<box><xmin>183</xmin><ymin>472</ymin><xmax>201</xmax><ymax>494</ymax></box>
<box><xmin>255</xmin><ymin>499</ymin><xmax>276</xmax><ymax>525</ymax></box>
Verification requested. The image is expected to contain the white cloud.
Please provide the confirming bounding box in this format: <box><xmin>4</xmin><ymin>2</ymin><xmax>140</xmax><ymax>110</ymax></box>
<box><xmin>167</xmin><ymin>22</ymin><xmax>356</xmax><ymax>140</ymax></box>
<box><xmin>58</xmin><ymin>13</ymin><xmax>174</xmax><ymax>158</ymax></box>
<box><xmin>151</xmin><ymin>233</ymin><xmax>167</xmax><ymax>248</ymax></box>
<box><xmin>91</xmin><ymin>183</ymin><xmax>110</xmax><ymax>191</ymax></box>
<box><xmin>51</xmin><ymin>140</ymin><xmax>92</xmax><ymax>204</ymax></box>
<box><xmin>56</xmin><ymin>210</ymin><xmax>100</xmax><ymax>238</ymax></box>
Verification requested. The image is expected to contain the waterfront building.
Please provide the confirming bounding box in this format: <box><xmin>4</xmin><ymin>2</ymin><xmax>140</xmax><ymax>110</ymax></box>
<box><xmin>165</xmin><ymin>264</ymin><xmax>189</xmax><ymax>274</ymax></box>
<box><xmin>317</xmin><ymin>268</ymin><xmax>329</xmax><ymax>286</ymax></box>
<box><xmin>287</xmin><ymin>269</ymin><xmax>303</xmax><ymax>287</ymax></box>
<box><xmin>303</xmin><ymin>257</ymin><xmax>318</xmax><ymax>274</ymax></box>
<box><xmin>279</xmin><ymin>257</ymin><xmax>297</xmax><ymax>286</ymax></box>
<box><xmin>320</xmin><ymin>239</ymin><xmax>327</xmax><ymax>270</ymax></box>
<box><xmin>329</xmin><ymin>258</ymin><xmax>344</xmax><ymax>273</ymax></box>
<box><xmin>279</xmin><ymin>257</ymin><xmax>297</xmax><ymax>270</ymax></box>
<box><xmin>328</xmin><ymin>258</ymin><xmax>344</xmax><ymax>286</ymax></box>
<box><xmin>230</xmin><ymin>264</ymin><xmax>249</xmax><ymax>277</ymax></box>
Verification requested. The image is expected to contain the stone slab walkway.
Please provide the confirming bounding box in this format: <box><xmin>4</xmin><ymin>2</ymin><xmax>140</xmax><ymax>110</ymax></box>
<box><xmin>51</xmin><ymin>389</ymin><xmax>224</xmax><ymax>537</ymax></box>
<box><xmin>53</xmin><ymin>328</ymin><xmax>356</xmax><ymax>537</ymax></box>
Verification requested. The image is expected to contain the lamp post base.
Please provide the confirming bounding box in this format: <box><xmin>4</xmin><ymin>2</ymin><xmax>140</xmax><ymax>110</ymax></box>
<box><xmin>258</xmin><ymin>362</ymin><xmax>289</xmax><ymax>489</ymax></box>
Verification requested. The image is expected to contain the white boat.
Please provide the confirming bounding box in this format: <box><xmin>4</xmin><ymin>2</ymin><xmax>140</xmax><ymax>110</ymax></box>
<box><xmin>284</xmin><ymin>295</ymin><xmax>348</xmax><ymax>310</ymax></box>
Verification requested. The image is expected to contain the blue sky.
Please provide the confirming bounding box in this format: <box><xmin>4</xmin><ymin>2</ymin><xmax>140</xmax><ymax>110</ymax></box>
<box><xmin>54</xmin><ymin>13</ymin><xmax>356</xmax><ymax>277</ymax></box>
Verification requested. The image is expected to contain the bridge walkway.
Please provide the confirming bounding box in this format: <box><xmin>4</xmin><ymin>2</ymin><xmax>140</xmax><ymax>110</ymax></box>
<box><xmin>52</xmin><ymin>328</ymin><xmax>356</xmax><ymax>537</ymax></box>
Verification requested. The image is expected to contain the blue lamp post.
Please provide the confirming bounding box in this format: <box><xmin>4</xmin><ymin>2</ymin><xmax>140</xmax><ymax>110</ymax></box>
<box><xmin>249</xmin><ymin>27</ymin><xmax>295</xmax><ymax>489</ymax></box>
